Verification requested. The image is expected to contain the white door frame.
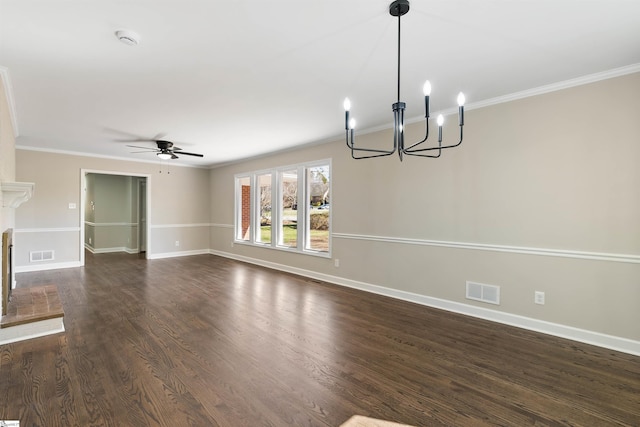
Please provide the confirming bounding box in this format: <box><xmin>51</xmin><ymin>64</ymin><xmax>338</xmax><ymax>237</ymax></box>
<box><xmin>138</xmin><ymin>178</ymin><xmax>147</xmax><ymax>253</ymax></box>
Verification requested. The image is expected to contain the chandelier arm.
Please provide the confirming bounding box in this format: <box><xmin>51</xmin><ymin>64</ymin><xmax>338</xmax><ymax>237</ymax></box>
<box><xmin>403</xmin><ymin>118</ymin><xmax>430</xmax><ymax>151</ymax></box>
<box><xmin>404</xmin><ymin>125</ymin><xmax>463</xmax><ymax>153</ymax></box>
<box><xmin>404</xmin><ymin>149</ymin><xmax>442</xmax><ymax>158</ymax></box>
<box><xmin>351</xmin><ymin>146</ymin><xmax>397</xmax><ymax>154</ymax></box>
<box><xmin>403</xmin><ymin>133</ymin><xmax>442</xmax><ymax>158</ymax></box>
<box><xmin>346</xmin><ymin>130</ymin><xmax>396</xmax><ymax>156</ymax></box>
<box><xmin>351</xmin><ymin>150</ymin><xmax>395</xmax><ymax>160</ymax></box>
<box><xmin>345</xmin><ymin>129</ymin><xmax>354</xmax><ymax>149</ymax></box>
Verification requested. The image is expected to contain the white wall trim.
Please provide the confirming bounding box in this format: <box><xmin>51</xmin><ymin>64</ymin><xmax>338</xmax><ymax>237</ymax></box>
<box><xmin>15</xmin><ymin>227</ymin><xmax>81</xmax><ymax>233</ymax></box>
<box><xmin>333</xmin><ymin>233</ymin><xmax>640</xmax><ymax>264</ymax></box>
<box><xmin>0</xmin><ymin>317</ymin><xmax>65</xmax><ymax>346</ymax></box>
<box><xmin>211</xmin><ymin>223</ymin><xmax>234</xmax><ymax>229</ymax></box>
<box><xmin>15</xmin><ymin>261</ymin><xmax>82</xmax><ymax>273</ymax></box>
<box><xmin>151</xmin><ymin>223</ymin><xmax>211</xmax><ymax>229</ymax></box>
<box><xmin>0</xmin><ymin>66</ymin><xmax>19</xmax><ymax>137</ymax></box>
<box><xmin>147</xmin><ymin>249</ymin><xmax>210</xmax><ymax>259</ymax></box>
<box><xmin>211</xmin><ymin>225</ymin><xmax>640</xmax><ymax>264</ymax></box>
<box><xmin>86</xmin><ymin>246</ymin><xmax>138</xmax><ymax>254</ymax></box>
<box><xmin>84</xmin><ymin>221</ymin><xmax>138</xmax><ymax>227</ymax></box>
<box><xmin>209</xmin><ymin>249</ymin><xmax>640</xmax><ymax>357</ymax></box>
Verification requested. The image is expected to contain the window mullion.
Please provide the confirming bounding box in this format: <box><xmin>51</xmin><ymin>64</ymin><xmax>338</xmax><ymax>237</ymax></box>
<box><xmin>270</xmin><ymin>172</ymin><xmax>277</xmax><ymax>247</ymax></box>
<box><xmin>298</xmin><ymin>165</ymin><xmax>305</xmax><ymax>251</ymax></box>
<box><xmin>275</xmin><ymin>171</ymin><xmax>281</xmax><ymax>247</ymax></box>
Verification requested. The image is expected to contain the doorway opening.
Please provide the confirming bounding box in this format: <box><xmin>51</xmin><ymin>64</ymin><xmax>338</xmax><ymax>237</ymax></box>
<box><xmin>80</xmin><ymin>170</ymin><xmax>150</xmax><ymax>265</ymax></box>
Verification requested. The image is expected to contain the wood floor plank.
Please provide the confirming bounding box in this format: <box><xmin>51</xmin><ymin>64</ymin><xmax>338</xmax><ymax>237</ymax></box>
<box><xmin>0</xmin><ymin>252</ymin><xmax>638</xmax><ymax>426</ymax></box>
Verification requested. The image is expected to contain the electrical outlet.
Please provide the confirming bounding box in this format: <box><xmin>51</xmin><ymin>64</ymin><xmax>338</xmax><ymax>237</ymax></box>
<box><xmin>334</xmin><ymin>258</ymin><xmax>340</xmax><ymax>267</ymax></box>
<box><xmin>175</xmin><ymin>240</ymin><xmax>180</xmax><ymax>247</ymax></box>
<box><xmin>535</xmin><ymin>291</ymin><xmax>545</xmax><ymax>305</ymax></box>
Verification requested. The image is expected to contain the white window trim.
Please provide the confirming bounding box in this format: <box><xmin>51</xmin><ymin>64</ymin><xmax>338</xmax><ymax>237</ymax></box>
<box><xmin>234</xmin><ymin>159</ymin><xmax>331</xmax><ymax>258</ymax></box>
<box><xmin>234</xmin><ymin>173</ymin><xmax>252</xmax><ymax>242</ymax></box>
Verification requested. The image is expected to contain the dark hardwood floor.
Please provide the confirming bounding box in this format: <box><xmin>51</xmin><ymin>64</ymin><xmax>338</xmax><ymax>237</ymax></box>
<box><xmin>0</xmin><ymin>252</ymin><xmax>638</xmax><ymax>426</ymax></box>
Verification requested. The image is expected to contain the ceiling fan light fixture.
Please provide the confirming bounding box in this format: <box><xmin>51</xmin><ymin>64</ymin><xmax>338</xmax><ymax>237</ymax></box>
<box><xmin>157</xmin><ymin>152</ymin><xmax>172</xmax><ymax>160</ymax></box>
<box><xmin>115</xmin><ymin>29</ymin><xmax>140</xmax><ymax>46</ymax></box>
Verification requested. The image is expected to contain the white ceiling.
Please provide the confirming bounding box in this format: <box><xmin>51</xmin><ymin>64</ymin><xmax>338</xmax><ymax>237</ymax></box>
<box><xmin>1</xmin><ymin>0</ymin><xmax>639</xmax><ymax>167</ymax></box>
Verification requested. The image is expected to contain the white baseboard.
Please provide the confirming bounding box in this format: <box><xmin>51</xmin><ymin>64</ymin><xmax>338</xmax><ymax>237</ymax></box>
<box><xmin>147</xmin><ymin>249</ymin><xmax>210</xmax><ymax>260</ymax></box>
<box><xmin>88</xmin><ymin>246</ymin><xmax>139</xmax><ymax>254</ymax></box>
<box><xmin>15</xmin><ymin>261</ymin><xmax>82</xmax><ymax>273</ymax></box>
<box><xmin>209</xmin><ymin>249</ymin><xmax>640</xmax><ymax>357</ymax></box>
<box><xmin>0</xmin><ymin>317</ymin><xmax>65</xmax><ymax>345</ymax></box>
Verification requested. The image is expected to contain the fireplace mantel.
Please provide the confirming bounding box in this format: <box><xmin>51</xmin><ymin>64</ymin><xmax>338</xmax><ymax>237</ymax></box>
<box><xmin>1</xmin><ymin>181</ymin><xmax>35</xmax><ymax>208</ymax></box>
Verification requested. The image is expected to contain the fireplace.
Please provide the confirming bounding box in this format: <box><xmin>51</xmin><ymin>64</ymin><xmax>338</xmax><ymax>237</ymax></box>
<box><xmin>2</xmin><ymin>228</ymin><xmax>13</xmax><ymax>316</ymax></box>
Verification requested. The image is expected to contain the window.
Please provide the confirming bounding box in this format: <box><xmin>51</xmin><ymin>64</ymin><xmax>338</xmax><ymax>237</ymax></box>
<box><xmin>279</xmin><ymin>169</ymin><xmax>298</xmax><ymax>248</ymax></box>
<box><xmin>234</xmin><ymin>160</ymin><xmax>331</xmax><ymax>256</ymax></box>
<box><xmin>257</xmin><ymin>173</ymin><xmax>272</xmax><ymax>244</ymax></box>
<box><xmin>306</xmin><ymin>165</ymin><xmax>330</xmax><ymax>252</ymax></box>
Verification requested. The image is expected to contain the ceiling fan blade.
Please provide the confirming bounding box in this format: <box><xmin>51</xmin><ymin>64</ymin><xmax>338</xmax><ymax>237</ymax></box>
<box><xmin>171</xmin><ymin>153</ymin><xmax>179</xmax><ymax>159</ymax></box>
<box><xmin>130</xmin><ymin>150</ymin><xmax>157</xmax><ymax>153</ymax></box>
<box><xmin>175</xmin><ymin>151</ymin><xmax>204</xmax><ymax>157</ymax></box>
<box><xmin>114</xmin><ymin>138</ymin><xmax>148</xmax><ymax>143</ymax></box>
<box><xmin>127</xmin><ymin>144</ymin><xmax>160</xmax><ymax>151</ymax></box>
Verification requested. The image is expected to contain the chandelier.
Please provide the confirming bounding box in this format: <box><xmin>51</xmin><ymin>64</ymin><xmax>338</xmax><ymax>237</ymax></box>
<box><xmin>344</xmin><ymin>0</ymin><xmax>465</xmax><ymax>161</ymax></box>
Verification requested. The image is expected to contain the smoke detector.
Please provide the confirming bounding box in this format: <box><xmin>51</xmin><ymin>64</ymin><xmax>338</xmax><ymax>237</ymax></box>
<box><xmin>115</xmin><ymin>30</ymin><xmax>140</xmax><ymax>46</ymax></box>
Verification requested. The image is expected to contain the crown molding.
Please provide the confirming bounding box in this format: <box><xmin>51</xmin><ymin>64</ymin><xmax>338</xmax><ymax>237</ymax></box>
<box><xmin>0</xmin><ymin>66</ymin><xmax>19</xmax><ymax>137</ymax></box>
<box><xmin>466</xmin><ymin>63</ymin><xmax>640</xmax><ymax>112</ymax></box>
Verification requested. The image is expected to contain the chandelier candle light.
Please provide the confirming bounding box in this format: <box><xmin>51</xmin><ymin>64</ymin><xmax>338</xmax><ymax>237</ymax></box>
<box><xmin>344</xmin><ymin>0</ymin><xmax>466</xmax><ymax>161</ymax></box>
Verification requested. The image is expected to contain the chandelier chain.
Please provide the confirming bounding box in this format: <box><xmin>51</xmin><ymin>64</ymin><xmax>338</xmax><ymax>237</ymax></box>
<box><xmin>397</xmin><ymin>11</ymin><xmax>401</xmax><ymax>103</ymax></box>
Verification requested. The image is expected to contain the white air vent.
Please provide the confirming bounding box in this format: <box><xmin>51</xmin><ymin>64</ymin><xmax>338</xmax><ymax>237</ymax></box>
<box><xmin>30</xmin><ymin>250</ymin><xmax>55</xmax><ymax>262</ymax></box>
<box><xmin>466</xmin><ymin>281</ymin><xmax>500</xmax><ymax>305</ymax></box>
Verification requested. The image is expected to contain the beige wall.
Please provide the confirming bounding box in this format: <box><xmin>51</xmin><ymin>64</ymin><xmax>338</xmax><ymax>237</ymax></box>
<box><xmin>0</xmin><ymin>73</ymin><xmax>17</xmax><ymax>232</ymax></box>
<box><xmin>0</xmin><ymin>77</ymin><xmax>15</xmax><ymax>184</ymax></box>
<box><xmin>209</xmin><ymin>72</ymin><xmax>640</xmax><ymax>343</ymax></box>
<box><xmin>15</xmin><ymin>150</ymin><xmax>211</xmax><ymax>265</ymax></box>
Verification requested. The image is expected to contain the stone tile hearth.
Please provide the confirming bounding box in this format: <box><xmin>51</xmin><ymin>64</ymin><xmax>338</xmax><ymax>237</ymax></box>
<box><xmin>0</xmin><ymin>285</ymin><xmax>64</xmax><ymax>329</ymax></box>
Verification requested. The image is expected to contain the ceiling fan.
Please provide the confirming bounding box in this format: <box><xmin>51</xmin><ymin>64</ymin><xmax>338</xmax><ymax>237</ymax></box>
<box><xmin>127</xmin><ymin>140</ymin><xmax>204</xmax><ymax>160</ymax></box>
